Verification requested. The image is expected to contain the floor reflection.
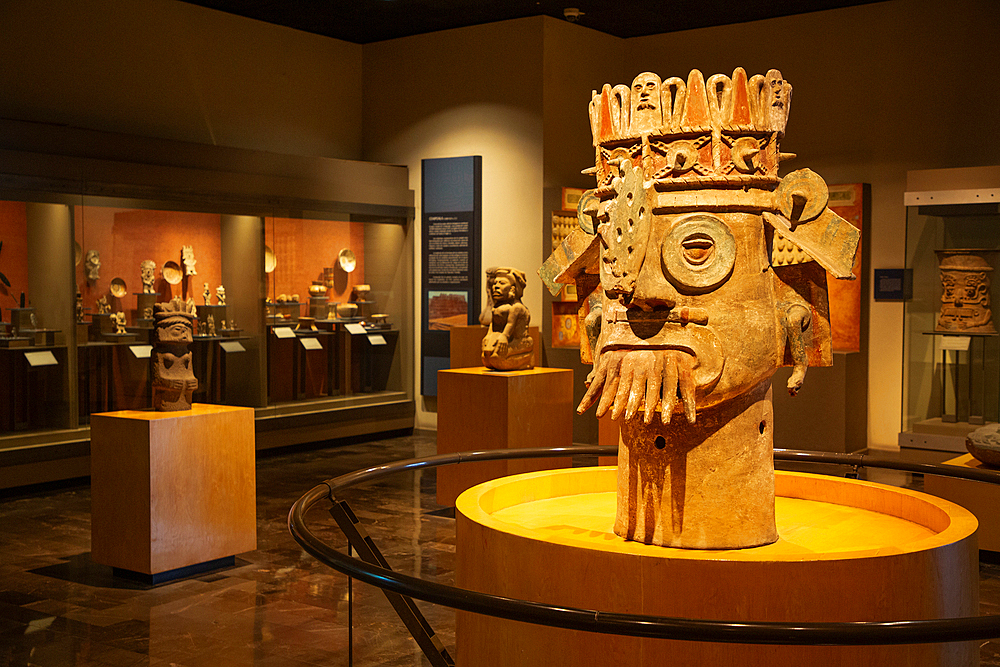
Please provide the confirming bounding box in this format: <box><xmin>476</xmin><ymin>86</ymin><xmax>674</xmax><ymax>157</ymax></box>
<box><xmin>0</xmin><ymin>433</ymin><xmax>998</xmax><ymax>665</ymax></box>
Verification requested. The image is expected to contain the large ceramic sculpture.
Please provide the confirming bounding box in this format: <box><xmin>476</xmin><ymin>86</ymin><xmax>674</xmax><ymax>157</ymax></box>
<box><xmin>540</xmin><ymin>68</ymin><xmax>860</xmax><ymax>549</ymax></box>
<box><xmin>935</xmin><ymin>250</ymin><xmax>996</xmax><ymax>333</ymax></box>
<box><xmin>152</xmin><ymin>297</ymin><xmax>198</xmax><ymax>411</ymax></box>
<box><xmin>481</xmin><ymin>267</ymin><xmax>534</xmax><ymax>370</ymax></box>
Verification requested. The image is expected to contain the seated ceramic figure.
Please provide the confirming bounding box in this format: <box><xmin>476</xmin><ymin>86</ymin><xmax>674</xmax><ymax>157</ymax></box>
<box><xmin>481</xmin><ymin>267</ymin><xmax>534</xmax><ymax>370</ymax></box>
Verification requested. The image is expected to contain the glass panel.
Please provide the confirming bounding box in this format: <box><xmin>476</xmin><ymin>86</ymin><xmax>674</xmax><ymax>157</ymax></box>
<box><xmin>264</xmin><ymin>212</ymin><xmax>406</xmax><ymax>406</ymax></box>
<box><xmin>903</xmin><ymin>204</ymin><xmax>1000</xmax><ymax>436</ymax></box>
<box><xmin>0</xmin><ymin>200</ymin><xmax>73</xmax><ymax>434</ymax></box>
<box><xmin>74</xmin><ymin>200</ymin><xmax>265</xmax><ymax>421</ymax></box>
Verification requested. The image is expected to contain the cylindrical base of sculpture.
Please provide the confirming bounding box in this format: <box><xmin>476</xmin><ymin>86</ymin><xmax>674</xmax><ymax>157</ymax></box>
<box><xmin>456</xmin><ymin>468</ymin><xmax>979</xmax><ymax>667</ymax></box>
<box><xmin>616</xmin><ymin>381</ymin><xmax>776</xmax><ymax>548</ymax></box>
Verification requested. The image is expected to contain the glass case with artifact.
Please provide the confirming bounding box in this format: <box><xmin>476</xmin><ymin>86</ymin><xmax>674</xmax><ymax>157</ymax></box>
<box><xmin>264</xmin><ymin>215</ymin><xmax>406</xmax><ymax>404</ymax></box>
<box><xmin>0</xmin><ymin>118</ymin><xmax>413</xmax><ymax>486</ymax></box>
<box><xmin>73</xmin><ymin>203</ymin><xmax>262</xmax><ymax>423</ymax></box>
<box><xmin>901</xmin><ymin>166</ymin><xmax>1000</xmax><ymax>452</ymax></box>
<box><xmin>0</xmin><ymin>202</ymin><xmax>70</xmax><ymax>433</ymax></box>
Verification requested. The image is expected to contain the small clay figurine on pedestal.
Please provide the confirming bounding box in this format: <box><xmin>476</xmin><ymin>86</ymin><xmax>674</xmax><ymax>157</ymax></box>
<box><xmin>203</xmin><ymin>282</ymin><xmax>211</xmax><ymax>306</ymax></box>
<box><xmin>215</xmin><ymin>285</ymin><xmax>226</xmax><ymax>305</ymax></box>
<box><xmin>481</xmin><ymin>267</ymin><xmax>534</xmax><ymax>371</ymax></box>
<box><xmin>152</xmin><ymin>297</ymin><xmax>198</xmax><ymax>411</ymax></box>
<box><xmin>85</xmin><ymin>250</ymin><xmax>101</xmax><ymax>282</ymax></box>
<box><xmin>140</xmin><ymin>260</ymin><xmax>156</xmax><ymax>294</ymax></box>
<box><xmin>182</xmin><ymin>245</ymin><xmax>197</xmax><ymax>276</ymax></box>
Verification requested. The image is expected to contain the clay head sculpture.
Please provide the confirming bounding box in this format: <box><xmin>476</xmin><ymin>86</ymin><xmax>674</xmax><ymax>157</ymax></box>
<box><xmin>481</xmin><ymin>267</ymin><xmax>534</xmax><ymax>371</ymax></box>
<box><xmin>936</xmin><ymin>250</ymin><xmax>995</xmax><ymax>333</ymax></box>
<box><xmin>152</xmin><ymin>297</ymin><xmax>198</xmax><ymax>411</ymax></box>
<box><xmin>540</xmin><ymin>68</ymin><xmax>859</xmax><ymax>549</ymax></box>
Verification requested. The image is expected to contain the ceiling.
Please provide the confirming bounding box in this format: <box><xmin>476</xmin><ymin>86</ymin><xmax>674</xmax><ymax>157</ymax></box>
<box><xmin>179</xmin><ymin>0</ymin><xmax>886</xmax><ymax>45</ymax></box>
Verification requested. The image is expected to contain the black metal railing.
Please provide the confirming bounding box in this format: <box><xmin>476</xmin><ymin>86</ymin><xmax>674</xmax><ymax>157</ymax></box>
<box><xmin>288</xmin><ymin>446</ymin><xmax>1000</xmax><ymax>647</ymax></box>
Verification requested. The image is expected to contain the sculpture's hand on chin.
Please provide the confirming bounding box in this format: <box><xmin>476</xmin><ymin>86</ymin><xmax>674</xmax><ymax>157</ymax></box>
<box><xmin>576</xmin><ymin>349</ymin><xmax>626</xmax><ymax>415</ymax></box>
<box><xmin>576</xmin><ymin>349</ymin><xmax>697</xmax><ymax>424</ymax></box>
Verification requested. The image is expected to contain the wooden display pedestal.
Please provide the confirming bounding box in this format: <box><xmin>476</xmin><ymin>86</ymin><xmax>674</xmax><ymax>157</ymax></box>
<box><xmin>457</xmin><ymin>468</ymin><xmax>979</xmax><ymax>666</ymax></box>
<box><xmin>90</xmin><ymin>404</ymin><xmax>256</xmax><ymax>583</ymax></box>
<box><xmin>926</xmin><ymin>453</ymin><xmax>1000</xmax><ymax>552</ymax></box>
<box><xmin>436</xmin><ymin>367</ymin><xmax>573</xmax><ymax>506</ymax></box>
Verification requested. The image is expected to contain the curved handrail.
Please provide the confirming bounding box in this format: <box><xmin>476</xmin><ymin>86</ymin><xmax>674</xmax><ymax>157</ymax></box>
<box><xmin>289</xmin><ymin>446</ymin><xmax>1000</xmax><ymax>645</ymax></box>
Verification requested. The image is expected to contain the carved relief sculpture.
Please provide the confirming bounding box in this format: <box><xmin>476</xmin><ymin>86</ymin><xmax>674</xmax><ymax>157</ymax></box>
<box><xmin>216</xmin><ymin>285</ymin><xmax>226</xmax><ymax>306</ymax></box>
<box><xmin>540</xmin><ymin>68</ymin><xmax>860</xmax><ymax>549</ymax></box>
<box><xmin>85</xmin><ymin>250</ymin><xmax>101</xmax><ymax>282</ymax></box>
<box><xmin>152</xmin><ymin>297</ymin><xmax>198</xmax><ymax>411</ymax></box>
<box><xmin>481</xmin><ymin>267</ymin><xmax>534</xmax><ymax>370</ymax></box>
<box><xmin>140</xmin><ymin>260</ymin><xmax>156</xmax><ymax>294</ymax></box>
<box><xmin>967</xmin><ymin>423</ymin><xmax>1000</xmax><ymax>467</ymax></box>
<box><xmin>182</xmin><ymin>245</ymin><xmax>197</xmax><ymax>276</ymax></box>
<box><xmin>935</xmin><ymin>250</ymin><xmax>996</xmax><ymax>333</ymax></box>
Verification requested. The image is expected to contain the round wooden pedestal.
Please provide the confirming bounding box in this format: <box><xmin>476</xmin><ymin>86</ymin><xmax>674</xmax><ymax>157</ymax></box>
<box><xmin>455</xmin><ymin>468</ymin><xmax>979</xmax><ymax>666</ymax></box>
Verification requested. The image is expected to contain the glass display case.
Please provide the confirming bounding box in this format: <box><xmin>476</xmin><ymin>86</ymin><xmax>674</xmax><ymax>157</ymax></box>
<box><xmin>901</xmin><ymin>167</ymin><xmax>1000</xmax><ymax>451</ymax></box>
<box><xmin>0</xmin><ymin>119</ymin><xmax>414</xmax><ymax>486</ymax></box>
<box><xmin>263</xmin><ymin>215</ymin><xmax>405</xmax><ymax>404</ymax></box>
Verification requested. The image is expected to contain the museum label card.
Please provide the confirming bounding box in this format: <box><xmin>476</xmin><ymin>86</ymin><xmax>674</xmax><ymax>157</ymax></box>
<box><xmin>129</xmin><ymin>345</ymin><xmax>153</xmax><ymax>359</ymax></box>
<box><xmin>274</xmin><ymin>327</ymin><xmax>296</xmax><ymax>339</ymax></box>
<box><xmin>346</xmin><ymin>323</ymin><xmax>367</xmax><ymax>335</ymax></box>
<box><xmin>219</xmin><ymin>341</ymin><xmax>246</xmax><ymax>353</ymax></box>
<box><xmin>939</xmin><ymin>336</ymin><xmax>971</xmax><ymax>352</ymax></box>
<box><xmin>368</xmin><ymin>334</ymin><xmax>387</xmax><ymax>346</ymax></box>
<box><xmin>24</xmin><ymin>351</ymin><xmax>58</xmax><ymax>367</ymax></box>
<box><xmin>299</xmin><ymin>337</ymin><xmax>323</xmax><ymax>350</ymax></box>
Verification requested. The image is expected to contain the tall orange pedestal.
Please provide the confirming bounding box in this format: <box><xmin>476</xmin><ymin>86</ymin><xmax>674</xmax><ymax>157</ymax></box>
<box><xmin>457</xmin><ymin>468</ymin><xmax>979</xmax><ymax>666</ymax></box>
<box><xmin>90</xmin><ymin>404</ymin><xmax>257</xmax><ymax>582</ymax></box>
<box><xmin>436</xmin><ymin>367</ymin><xmax>573</xmax><ymax>506</ymax></box>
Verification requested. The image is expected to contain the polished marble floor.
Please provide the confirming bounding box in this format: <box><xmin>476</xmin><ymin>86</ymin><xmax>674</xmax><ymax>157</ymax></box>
<box><xmin>0</xmin><ymin>432</ymin><xmax>998</xmax><ymax>666</ymax></box>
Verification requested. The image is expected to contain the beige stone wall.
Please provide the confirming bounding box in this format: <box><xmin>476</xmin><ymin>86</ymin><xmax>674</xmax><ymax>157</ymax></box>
<box><xmin>0</xmin><ymin>0</ymin><xmax>363</xmax><ymax>159</ymax></box>
<box><xmin>3</xmin><ymin>0</ymin><xmax>997</xmax><ymax>446</ymax></box>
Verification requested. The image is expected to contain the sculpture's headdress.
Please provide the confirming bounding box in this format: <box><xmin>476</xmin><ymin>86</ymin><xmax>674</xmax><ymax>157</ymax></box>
<box><xmin>589</xmin><ymin>68</ymin><xmax>792</xmax><ymax>190</ymax></box>
<box><xmin>488</xmin><ymin>267</ymin><xmax>527</xmax><ymax>299</ymax></box>
<box><xmin>154</xmin><ymin>297</ymin><xmax>196</xmax><ymax>325</ymax></box>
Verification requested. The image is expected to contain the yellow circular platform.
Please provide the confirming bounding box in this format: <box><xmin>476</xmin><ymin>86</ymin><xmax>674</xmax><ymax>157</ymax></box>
<box><xmin>456</xmin><ymin>468</ymin><xmax>979</xmax><ymax>666</ymax></box>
